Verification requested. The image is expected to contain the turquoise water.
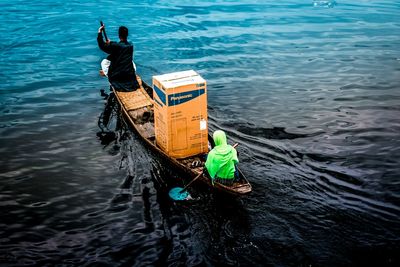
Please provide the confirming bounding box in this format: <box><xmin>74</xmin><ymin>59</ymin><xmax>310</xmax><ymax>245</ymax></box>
<box><xmin>1</xmin><ymin>1</ymin><xmax>400</xmax><ymax>266</ymax></box>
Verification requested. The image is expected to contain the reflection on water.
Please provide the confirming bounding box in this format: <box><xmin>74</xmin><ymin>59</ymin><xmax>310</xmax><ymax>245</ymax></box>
<box><xmin>1</xmin><ymin>0</ymin><xmax>400</xmax><ymax>266</ymax></box>
<box><xmin>97</xmin><ymin>91</ymin><xmax>120</xmax><ymax>147</ymax></box>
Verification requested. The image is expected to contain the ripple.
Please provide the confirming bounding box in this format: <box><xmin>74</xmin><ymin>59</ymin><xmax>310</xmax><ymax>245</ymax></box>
<box><xmin>1</xmin><ymin>0</ymin><xmax>400</xmax><ymax>266</ymax></box>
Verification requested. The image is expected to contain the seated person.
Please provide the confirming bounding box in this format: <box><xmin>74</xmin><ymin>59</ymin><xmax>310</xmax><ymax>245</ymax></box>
<box><xmin>205</xmin><ymin>130</ymin><xmax>239</xmax><ymax>186</ymax></box>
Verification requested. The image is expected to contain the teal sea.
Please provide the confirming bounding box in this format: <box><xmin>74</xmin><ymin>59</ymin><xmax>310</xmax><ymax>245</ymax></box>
<box><xmin>1</xmin><ymin>0</ymin><xmax>399</xmax><ymax>266</ymax></box>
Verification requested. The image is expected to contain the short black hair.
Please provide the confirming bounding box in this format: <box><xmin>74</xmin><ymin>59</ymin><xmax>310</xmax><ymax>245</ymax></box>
<box><xmin>119</xmin><ymin>26</ymin><xmax>128</xmax><ymax>39</ymax></box>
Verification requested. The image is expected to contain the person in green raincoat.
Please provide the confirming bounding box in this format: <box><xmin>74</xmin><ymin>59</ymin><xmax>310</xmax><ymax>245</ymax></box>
<box><xmin>205</xmin><ymin>130</ymin><xmax>239</xmax><ymax>186</ymax></box>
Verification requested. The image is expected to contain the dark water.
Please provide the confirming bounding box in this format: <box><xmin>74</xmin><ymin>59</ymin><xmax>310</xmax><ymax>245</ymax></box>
<box><xmin>1</xmin><ymin>0</ymin><xmax>400</xmax><ymax>266</ymax></box>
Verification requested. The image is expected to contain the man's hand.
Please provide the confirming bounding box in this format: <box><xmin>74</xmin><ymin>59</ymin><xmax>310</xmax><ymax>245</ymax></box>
<box><xmin>98</xmin><ymin>25</ymin><xmax>105</xmax><ymax>33</ymax></box>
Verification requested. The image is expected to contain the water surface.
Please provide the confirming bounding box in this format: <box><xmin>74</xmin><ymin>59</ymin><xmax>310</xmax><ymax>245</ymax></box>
<box><xmin>1</xmin><ymin>0</ymin><xmax>400</xmax><ymax>266</ymax></box>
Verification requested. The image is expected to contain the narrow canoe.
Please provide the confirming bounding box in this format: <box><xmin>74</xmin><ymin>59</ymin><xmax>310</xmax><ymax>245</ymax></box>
<box><xmin>110</xmin><ymin>75</ymin><xmax>252</xmax><ymax>195</ymax></box>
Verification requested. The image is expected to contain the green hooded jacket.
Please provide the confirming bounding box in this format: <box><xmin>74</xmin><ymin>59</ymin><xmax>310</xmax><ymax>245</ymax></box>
<box><xmin>205</xmin><ymin>130</ymin><xmax>239</xmax><ymax>179</ymax></box>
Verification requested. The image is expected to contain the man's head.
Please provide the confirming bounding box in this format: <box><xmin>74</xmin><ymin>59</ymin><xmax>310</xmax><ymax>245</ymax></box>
<box><xmin>118</xmin><ymin>26</ymin><xmax>128</xmax><ymax>40</ymax></box>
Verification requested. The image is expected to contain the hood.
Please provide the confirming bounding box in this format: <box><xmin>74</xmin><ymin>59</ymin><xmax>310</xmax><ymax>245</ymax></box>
<box><xmin>213</xmin><ymin>130</ymin><xmax>227</xmax><ymax>147</ymax></box>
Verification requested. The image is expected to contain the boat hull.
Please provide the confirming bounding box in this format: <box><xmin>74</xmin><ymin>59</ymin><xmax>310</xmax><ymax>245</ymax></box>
<box><xmin>110</xmin><ymin>76</ymin><xmax>252</xmax><ymax>195</ymax></box>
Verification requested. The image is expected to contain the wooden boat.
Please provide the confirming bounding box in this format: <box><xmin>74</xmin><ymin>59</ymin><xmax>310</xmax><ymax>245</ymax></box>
<box><xmin>110</xmin><ymin>76</ymin><xmax>252</xmax><ymax>195</ymax></box>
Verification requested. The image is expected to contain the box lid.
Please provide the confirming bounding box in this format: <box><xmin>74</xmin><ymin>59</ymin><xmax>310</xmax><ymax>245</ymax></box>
<box><xmin>153</xmin><ymin>70</ymin><xmax>206</xmax><ymax>90</ymax></box>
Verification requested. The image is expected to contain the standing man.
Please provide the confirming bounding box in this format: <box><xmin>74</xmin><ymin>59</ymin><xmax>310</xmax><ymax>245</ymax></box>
<box><xmin>98</xmin><ymin>24</ymin><xmax>139</xmax><ymax>91</ymax></box>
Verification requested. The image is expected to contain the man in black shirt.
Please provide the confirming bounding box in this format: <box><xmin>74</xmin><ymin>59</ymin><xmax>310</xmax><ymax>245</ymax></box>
<box><xmin>98</xmin><ymin>24</ymin><xmax>139</xmax><ymax>91</ymax></box>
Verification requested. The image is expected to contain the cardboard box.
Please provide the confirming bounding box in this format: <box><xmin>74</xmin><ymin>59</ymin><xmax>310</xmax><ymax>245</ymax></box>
<box><xmin>152</xmin><ymin>70</ymin><xmax>208</xmax><ymax>158</ymax></box>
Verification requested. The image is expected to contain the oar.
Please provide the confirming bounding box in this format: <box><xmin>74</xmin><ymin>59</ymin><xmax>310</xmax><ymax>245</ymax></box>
<box><xmin>179</xmin><ymin>172</ymin><xmax>203</xmax><ymax>193</ymax></box>
<box><xmin>100</xmin><ymin>21</ymin><xmax>108</xmax><ymax>42</ymax></box>
<box><xmin>169</xmin><ymin>171</ymin><xmax>203</xmax><ymax>201</ymax></box>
